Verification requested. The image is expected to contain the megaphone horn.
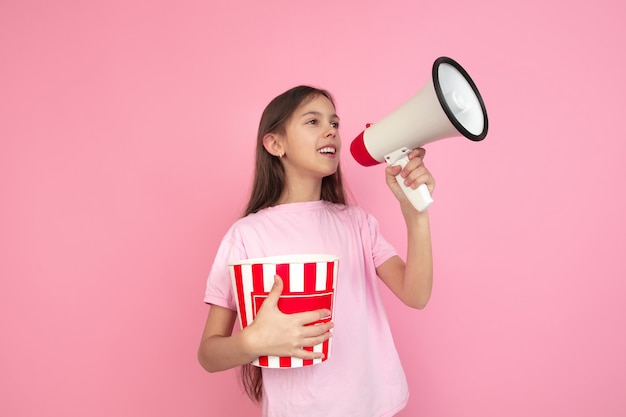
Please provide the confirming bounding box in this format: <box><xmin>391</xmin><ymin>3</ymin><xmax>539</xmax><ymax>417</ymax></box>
<box><xmin>350</xmin><ymin>56</ymin><xmax>488</xmax><ymax>212</ymax></box>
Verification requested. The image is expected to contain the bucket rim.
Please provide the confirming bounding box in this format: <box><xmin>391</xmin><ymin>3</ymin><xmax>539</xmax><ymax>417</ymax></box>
<box><xmin>228</xmin><ymin>254</ymin><xmax>340</xmax><ymax>266</ymax></box>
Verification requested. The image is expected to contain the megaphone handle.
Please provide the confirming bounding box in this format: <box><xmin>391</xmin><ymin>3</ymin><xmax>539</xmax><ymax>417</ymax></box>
<box><xmin>386</xmin><ymin>149</ymin><xmax>434</xmax><ymax>212</ymax></box>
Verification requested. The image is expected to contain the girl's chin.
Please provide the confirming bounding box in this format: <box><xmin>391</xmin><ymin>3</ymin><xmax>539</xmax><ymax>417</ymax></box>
<box><xmin>322</xmin><ymin>167</ymin><xmax>339</xmax><ymax>178</ymax></box>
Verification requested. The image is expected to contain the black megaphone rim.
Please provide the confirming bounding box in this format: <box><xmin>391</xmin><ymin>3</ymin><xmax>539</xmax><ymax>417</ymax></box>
<box><xmin>432</xmin><ymin>56</ymin><xmax>488</xmax><ymax>142</ymax></box>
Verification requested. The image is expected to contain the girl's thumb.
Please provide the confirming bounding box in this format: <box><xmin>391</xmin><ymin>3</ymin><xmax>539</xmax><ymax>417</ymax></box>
<box><xmin>265</xmin><ymin>275</ymin><xmax>284</xmax><ymax>306</ymax></box>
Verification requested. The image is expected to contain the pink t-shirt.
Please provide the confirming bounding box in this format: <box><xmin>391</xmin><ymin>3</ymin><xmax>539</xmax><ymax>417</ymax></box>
<box><xmin>205</xmin><ymin>200</ymin><xmax>409</xmax><ymax>417</ymax></box>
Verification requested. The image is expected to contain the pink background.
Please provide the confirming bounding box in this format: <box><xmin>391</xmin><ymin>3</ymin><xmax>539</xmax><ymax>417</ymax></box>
<box><xmin>2</xmin><ymin>0</ymin><xmax>625</xmax><ymax>416</ymax></box>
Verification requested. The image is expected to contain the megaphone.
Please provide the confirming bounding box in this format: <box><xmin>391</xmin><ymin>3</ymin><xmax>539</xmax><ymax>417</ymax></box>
<box><xmin>350</xmin><ymin>56</ymin><xmax>488</xmax><ymax>212</ymax></box>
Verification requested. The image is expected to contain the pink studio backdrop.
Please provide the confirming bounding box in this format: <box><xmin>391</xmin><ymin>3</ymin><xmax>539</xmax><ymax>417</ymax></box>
<box><xmin>2</xmin><ymin>1</ymin><xmax>625</xmax><ymax>416</ymax></box>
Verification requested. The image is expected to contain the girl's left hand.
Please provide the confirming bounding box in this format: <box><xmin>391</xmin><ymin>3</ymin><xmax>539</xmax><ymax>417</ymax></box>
<box><xmin>385</xmin><ymin>147</ymin><xmax>435</xmax><ymax>207</ymax></box>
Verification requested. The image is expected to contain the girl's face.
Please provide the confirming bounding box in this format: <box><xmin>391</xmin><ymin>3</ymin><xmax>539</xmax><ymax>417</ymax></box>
<box><xmin>280</xmin><ymin>94</ymin><xmax>341</xmax><ymax>181</ymax></box>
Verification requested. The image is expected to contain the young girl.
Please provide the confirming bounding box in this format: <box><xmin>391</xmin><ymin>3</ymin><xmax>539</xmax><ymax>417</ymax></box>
<box><xmin>198</xmin><ymin>85</ymin><xmax>434</xmax><ymax>417</ymax></box>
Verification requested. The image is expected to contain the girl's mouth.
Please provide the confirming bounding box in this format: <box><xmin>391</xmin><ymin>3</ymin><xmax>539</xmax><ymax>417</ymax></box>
<box><xmin>318</xmin><ymin>146</ymin><xmax>336</xmax><ymax>155</ymax></box>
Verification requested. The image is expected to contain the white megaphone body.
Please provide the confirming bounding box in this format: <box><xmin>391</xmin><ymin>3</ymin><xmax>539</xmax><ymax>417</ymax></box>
<box><xmin>350</xmin><ymin>56</ymin><xmax>488</xmax><ymax>212</ymax></box>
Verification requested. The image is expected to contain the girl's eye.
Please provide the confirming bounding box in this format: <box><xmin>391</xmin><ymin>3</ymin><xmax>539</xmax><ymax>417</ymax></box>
<box><xmin>306</xmin><ymin>119</ymin><xmax>339</xmax><ymax>128</ymax></box>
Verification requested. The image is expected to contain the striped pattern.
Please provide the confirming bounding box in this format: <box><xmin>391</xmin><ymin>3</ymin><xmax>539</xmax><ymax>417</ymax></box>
<box><xmin>230</xmin><ymin>256</ymin><xmax>338</xmax><ymax>368</ymax></box>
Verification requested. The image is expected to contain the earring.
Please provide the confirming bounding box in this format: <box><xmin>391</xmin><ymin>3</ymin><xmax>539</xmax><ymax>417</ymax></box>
<box><xmin>278</xmin><ymin>151</ymin><xmax>284</xmax><ymax>159</ymax></box>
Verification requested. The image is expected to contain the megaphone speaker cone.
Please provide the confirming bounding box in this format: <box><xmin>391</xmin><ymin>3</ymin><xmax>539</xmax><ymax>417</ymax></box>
<box><xmin>433</xmin><ymin>57</ymin><xmax>488</xmax><ymax>141</ymax></box>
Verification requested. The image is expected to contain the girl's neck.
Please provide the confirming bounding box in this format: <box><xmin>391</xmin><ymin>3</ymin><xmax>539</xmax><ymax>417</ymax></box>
<box><xmin>278</xmin><ymin>177</ymin><xmax>322</xmax><ymax>204</ymax></box>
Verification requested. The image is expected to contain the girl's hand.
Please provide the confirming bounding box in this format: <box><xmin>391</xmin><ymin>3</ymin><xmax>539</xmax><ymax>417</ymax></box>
<box><xmin>242</xmin><ymin>275</ymin><xmax>334</xmax><ymax>360</ymax></box>
<box><xmin>385</xmin><ymin>148</ymin><xmax>435</xmax><ymax>208</ymax></box>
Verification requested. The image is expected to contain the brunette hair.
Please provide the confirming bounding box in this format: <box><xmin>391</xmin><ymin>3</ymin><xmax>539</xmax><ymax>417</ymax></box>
<box><xmin>240</xmin><ymin>86</ymin><xmax>347</xmax><ymax>402</ymax></box>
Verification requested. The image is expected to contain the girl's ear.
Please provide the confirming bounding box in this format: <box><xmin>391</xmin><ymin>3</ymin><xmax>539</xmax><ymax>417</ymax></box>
<box><xmin>263</xmin><ymin>133</ymin><xmax>284</xmax><ymax>158</ymax></box>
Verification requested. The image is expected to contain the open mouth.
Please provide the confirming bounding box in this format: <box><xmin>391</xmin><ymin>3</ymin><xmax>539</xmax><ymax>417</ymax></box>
<box><xmin>318</xmin><ymin>146</ymin><xmax>336</xmax><ymax>155</ymax></box>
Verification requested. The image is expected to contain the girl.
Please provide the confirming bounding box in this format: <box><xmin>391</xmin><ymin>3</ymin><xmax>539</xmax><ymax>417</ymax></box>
<box><xmin>198</xmin><ymin>85</ymin><xmax>434</xmax><ymax>417</ymax></box>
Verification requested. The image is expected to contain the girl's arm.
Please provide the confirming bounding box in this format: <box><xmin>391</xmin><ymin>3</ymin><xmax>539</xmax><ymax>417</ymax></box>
<box><xmin>377</xmin><ymin>148</ymin><xmax>434</xmax><ymax>309</ymax></box>
<box><xmin>198</xmin><ymin>276</ymin><xmax>334</xmax><ymax>372</ymax></box>
<box><xmin>197</xmin><ymin>304</ymin><xmax>255</xmax><ymax>372</ymax></box>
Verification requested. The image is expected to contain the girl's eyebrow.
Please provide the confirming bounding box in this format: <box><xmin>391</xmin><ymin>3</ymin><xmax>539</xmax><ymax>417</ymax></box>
<box><xmin>300</xmin><ymin>111</ymin><xmax>340</xmax><ymax>120</ymax></box>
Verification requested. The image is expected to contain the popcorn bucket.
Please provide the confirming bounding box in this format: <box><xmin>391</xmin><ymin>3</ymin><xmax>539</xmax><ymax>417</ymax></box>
<box><xmin>229</xmin><ymin>254</ymin><xmax>339</xmax><ymax>368</ymax></box>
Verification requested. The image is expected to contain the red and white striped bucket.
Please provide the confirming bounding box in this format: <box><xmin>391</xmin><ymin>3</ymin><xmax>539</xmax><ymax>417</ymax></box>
<box><xmin>229</xmin><ymin>254</ymin><xmax>339</xmax><ymax>368</ymax></box>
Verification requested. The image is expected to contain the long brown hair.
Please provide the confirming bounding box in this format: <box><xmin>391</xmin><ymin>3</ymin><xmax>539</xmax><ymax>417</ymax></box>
<box><xmin>241</xmin><ymin>86</ymin><xmax>348</xmax><ymax>402</ymax></box>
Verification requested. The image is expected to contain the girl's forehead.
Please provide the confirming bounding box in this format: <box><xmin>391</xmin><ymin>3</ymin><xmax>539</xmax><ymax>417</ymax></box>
<box><xmin>296</xmin><ymin>95</ymin><xmax>337</xmax><ymax>116</ymax></box>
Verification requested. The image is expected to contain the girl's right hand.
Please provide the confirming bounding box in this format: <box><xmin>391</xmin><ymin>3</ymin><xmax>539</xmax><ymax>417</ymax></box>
<box><xmin>242</xmin><ymin>275</ymin><xmax>334</xmax><ymax>360</ymax></box>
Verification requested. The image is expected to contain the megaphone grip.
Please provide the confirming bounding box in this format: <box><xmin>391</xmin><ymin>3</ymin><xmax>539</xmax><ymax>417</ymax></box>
<box><xmin>387</xmin><ymin>149</ymin><xmax>434</xmax><ymax>212</ymax></box>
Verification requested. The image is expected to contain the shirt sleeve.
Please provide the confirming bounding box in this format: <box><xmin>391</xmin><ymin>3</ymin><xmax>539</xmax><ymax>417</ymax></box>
<box><xmin>203</xmin><ymin>228</ymin><xmax>246</xmax><ymax>311</ymax></box>
<box><xmin>365</xmin><ymin>211</ymin><xmax>398</xmax><ymax>268</ymax></box>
